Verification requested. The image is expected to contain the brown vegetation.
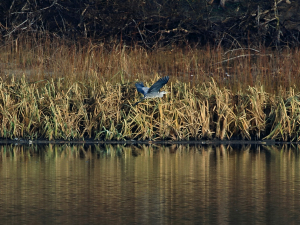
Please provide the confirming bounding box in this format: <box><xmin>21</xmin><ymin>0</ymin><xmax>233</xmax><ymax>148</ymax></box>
<box><xmin>0</xmin><ymin>36</ymin><xmax>300</xmax><ymax>141</ymax></box>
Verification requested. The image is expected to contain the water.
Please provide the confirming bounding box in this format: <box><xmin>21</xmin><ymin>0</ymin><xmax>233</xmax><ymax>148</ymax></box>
<box><xmin>0</xmin><ymin>144</ymin><xmax>300</xmax><ymax>224</ymax></box>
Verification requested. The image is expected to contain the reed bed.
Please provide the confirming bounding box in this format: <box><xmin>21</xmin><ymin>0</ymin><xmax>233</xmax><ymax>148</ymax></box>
<box><xmin>1</xmin><ymin>36</ymin><xmax>300</xmax><ymax>141</ymax></box>
<box><xmin>0</xmin><ymin>75</ymin><xmax>300</xmax><ymax>141</ymax></box>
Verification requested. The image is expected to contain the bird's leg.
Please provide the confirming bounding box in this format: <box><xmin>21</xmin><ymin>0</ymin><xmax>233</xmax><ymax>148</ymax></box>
<box><xmin>133</xmin><ymin>97</ymin><xmax>145</xmax><ymax>106</ymax></box>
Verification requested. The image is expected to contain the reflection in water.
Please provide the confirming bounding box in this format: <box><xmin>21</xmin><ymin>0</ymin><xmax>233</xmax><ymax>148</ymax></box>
<box><xmin>0</xmin><ymin>144</ymin><xmax>300</xmax><ymax>224</ymax></box>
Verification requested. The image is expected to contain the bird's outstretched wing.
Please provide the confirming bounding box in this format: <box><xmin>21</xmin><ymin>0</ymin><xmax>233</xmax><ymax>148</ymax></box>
<box><xmin>147</xmin><ymin>76</ymin><xmax>169</xmax><ymax>94</ymax></box>
<box><xmin>135</xmin><ymin>82</ymin><xmax>149</xmax><ymax>96</ymax></box>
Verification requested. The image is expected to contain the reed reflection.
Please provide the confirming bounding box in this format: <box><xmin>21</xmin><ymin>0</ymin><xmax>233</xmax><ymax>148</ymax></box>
<box><xmin>0</xmin><ymin>144</ymin><xmax>300</xmax><ymax>224</ymax></box>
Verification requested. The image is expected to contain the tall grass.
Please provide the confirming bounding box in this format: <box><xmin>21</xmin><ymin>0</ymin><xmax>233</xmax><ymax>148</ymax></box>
<box><xmin>1</xmin><ymin>74</ymin><xmax>300</xmax><ymax>141</ymax></box>
<box><xmin>1</xmin><ymin>35</ymin><xmax>300</xmax><ymax>92</ymax></box>
<box><xmin>1</xmin><ymin>35</ymin><xmax>300</xmax><ymax>141</ymax></box>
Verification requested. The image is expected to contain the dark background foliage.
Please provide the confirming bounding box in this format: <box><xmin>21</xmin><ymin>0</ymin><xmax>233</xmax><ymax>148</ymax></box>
<box><xmin>0</xmin><ymin>0</ymin><xmax>299</xmax><ymax>47</ymax></box>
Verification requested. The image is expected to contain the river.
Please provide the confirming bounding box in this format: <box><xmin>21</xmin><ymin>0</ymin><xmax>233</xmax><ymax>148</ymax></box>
<box><xmin>0</xmin><ymin>144</ymin><xmax>299</xmax><ymax>224</ymax></box>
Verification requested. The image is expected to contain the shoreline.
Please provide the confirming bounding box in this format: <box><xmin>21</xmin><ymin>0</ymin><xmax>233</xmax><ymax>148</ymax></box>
<box><xmin>1</xmin><ymin>139</ymin><xmax>296</xmax><ymax>145</ymax></box>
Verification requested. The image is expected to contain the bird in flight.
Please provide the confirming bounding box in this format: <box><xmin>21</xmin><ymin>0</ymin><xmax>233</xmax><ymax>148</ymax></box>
<box><xmin>133</xmin><ymin>76</ymin><xmax>169</xmax><ymax>106</ymax></box>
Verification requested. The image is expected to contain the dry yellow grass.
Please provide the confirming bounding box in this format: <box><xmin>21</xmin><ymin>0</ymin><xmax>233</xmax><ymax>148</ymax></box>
<box><xmin>1</xmin><ymin>36</ymin><xmax>300</xmax><ymax>141</ymax></box>
<box><xmin>0</xmin><ymin>75</ymin><xmax>300</xmax><ymax>141</ymax></box>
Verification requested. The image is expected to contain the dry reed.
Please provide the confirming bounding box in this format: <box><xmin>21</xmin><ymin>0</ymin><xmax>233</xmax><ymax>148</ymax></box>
<box><xmin>1</xmin><ymin>36</ymin><xmax>300</xmax><ymax>141</ymax></box>
<box><xmin>0</xmin><ymin>74</ymin><xmax>300</xmax><ymax>141</ymax></box>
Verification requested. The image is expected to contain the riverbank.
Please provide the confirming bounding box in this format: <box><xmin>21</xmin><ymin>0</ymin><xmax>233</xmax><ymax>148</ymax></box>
<box><xmin>1</xmin><ymin>38</ymin><xmax>300</xmax><ymax>141</ymax></box>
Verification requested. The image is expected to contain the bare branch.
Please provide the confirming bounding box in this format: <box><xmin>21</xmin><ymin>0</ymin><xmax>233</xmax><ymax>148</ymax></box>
<box><xmin>4</xmin><ymin>19</ymin><xmax>28</xmax><ymax>37</ymax></box>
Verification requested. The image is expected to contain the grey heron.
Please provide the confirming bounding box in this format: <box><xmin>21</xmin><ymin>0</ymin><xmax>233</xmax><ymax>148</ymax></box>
<box><xmin>133</xmin><ymin>76</ymin><xmax>169</xmax><ymax>106</ymax></box>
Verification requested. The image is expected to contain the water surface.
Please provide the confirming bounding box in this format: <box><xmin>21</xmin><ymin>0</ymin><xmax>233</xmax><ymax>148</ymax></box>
<box><xmin>0</xmin><ymin>144</ymin><xmax>300</xmax><ymax>224</ymax></box>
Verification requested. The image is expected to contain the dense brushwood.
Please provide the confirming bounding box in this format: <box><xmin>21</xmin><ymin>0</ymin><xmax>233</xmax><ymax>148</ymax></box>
<box><xmin>1</xmin><ymin>0</ymin><xmax>299</xmax><ymax>47</ymax></box>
